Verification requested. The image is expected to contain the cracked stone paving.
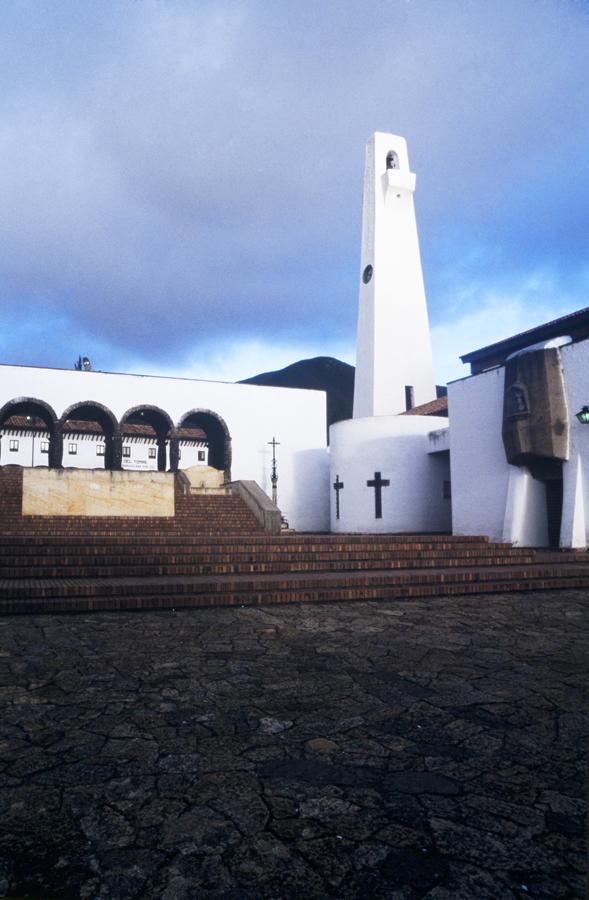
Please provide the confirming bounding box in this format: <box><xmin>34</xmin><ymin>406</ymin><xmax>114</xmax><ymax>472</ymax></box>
<box><xmin>0</xmin><ymin>589</ymin><xmax>587</xmax><ymax>898</ymax></box>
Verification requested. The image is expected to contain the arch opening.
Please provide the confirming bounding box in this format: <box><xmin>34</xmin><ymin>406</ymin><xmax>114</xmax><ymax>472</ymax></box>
<box><xmin>178</xmin><ymin>410</ymin><xmax>231</xmax><ymax>480</ymax></box>
<box><xmin>0</xmin><ymin>398</ymin><xmax>58</xmax><ymax>468</ymax></box>
<box><xmin>119</xmin><ymin>405</ymin><xmax>176</xmax><ymax>472</ymax></box>
<box><xmin>59</xmin><ymin>402</ymin><xmax>119</xmax><ymax>470</ymax></box>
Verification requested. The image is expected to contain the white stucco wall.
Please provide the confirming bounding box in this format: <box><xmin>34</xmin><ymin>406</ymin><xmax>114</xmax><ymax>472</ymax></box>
<box><xmin>560</xmin><ymin>340</ymin><xmax>589</xmax><ymax>548</ymax></box>
<box><xmin>502</xmin><ymin>467</ymin><xmax>549</xmax><ymax>547</ymax></box>
<box><xmin>448</xmin><ymin>338</ymin><xmax>589</xmax><ymax>548</ymax></box>
<box><xmin>329</xmin><ymin>415</ymin><xmax>451</xmax><ymax>533</ymax></box>
<box><xmin>0</xmin><ymin>429</ymin><xmax>209</xmax><ymax>472</ymax></box>
<box><xmin>448</xmin><ymin>367</ymin><xmax>509</xmax><ymax>542</ymax></box>
<box><xmin>0</xmin><ymin>365</ymin><xmax>330</xmax><ymax>532</ymax></box>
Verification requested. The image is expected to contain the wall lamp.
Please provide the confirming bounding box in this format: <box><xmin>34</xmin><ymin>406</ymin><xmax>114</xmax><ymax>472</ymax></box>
<box><xmin>575</xmin><ymin>406</ymin><xmax>589</xmax><ymax>424</ymax></box>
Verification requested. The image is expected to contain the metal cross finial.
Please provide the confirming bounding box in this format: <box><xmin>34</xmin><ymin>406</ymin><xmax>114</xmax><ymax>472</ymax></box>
<box><xmin>333</xmin><ymin>474</ymin><xmax>344</xmax><ymax>520</ymax></box>
<box><xmin>268</xmin><ymin>436</ymin><xmax>280</xmax><ymax>505</ymax></box>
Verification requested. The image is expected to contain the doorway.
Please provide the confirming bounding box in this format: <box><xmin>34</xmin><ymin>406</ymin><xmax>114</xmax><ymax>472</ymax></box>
<box><xmin>529</xmin><ymin>458</ymin><xmax>563</xmax><ymax>549</ymax></box>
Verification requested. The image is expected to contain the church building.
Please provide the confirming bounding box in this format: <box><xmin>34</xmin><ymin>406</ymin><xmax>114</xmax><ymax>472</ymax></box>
<box><xmin>449</xmin><ymin>309</ymin><xmax>589</xmax><ymax>549</ymax></box>
<box><xmin>1</xmin><ymin>132</ymin><xmax>588</xmax><ymax>549</ymax></box>
<box><xmin>328</xmin><ymin>132</ymin><xmax>589</xmax><ymax>550</ymax></box>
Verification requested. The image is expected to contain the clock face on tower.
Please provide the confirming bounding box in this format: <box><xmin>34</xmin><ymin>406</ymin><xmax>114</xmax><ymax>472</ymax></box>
<box><xmin>362</xmin><ymin>264</ymin><xmax>373</xmax><ymax>284</ymax></box>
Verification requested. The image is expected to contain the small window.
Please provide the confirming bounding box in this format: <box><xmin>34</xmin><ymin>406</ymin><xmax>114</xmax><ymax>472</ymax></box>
<box><xmin>148</xmin><ymin>447</ymin><xmax>156</xmax><ymax>459</ymax></box>
<box><xmin>198</xmin><ymin>450</ymin><xmax>205</xmax><ymax>462</ymax></box>
<box><xmin>96</xmin><ymin>445</ymin><xmax>105</xmax><ymax>457</ymax></box>
<box><xmin>178</xmin><ymin>449</ymin><xmax>181</xmax><ymax>460</ymax></box>
<box><xmin>68</xmin><ymin>443</ymin><xmax>77</xmax><ymax>455</ymax></box>
<box><xmin>443</xmin><ymin>480</ymin><xmax>451</xmax><ymax>499</ymax></box>
<box><xmin>122</xmin><ymin>446</ymin><xmax>131</xmax><ymax>458</ymax></box>
<box><xmin>9</xmin><ymin>439</ymin><xmax>19</xmax><ymax>452</ymax></box>
<box><xmin>40</xmin><ymin>441</ymin><xmax>49</xmax><ymax>453</ymax></box>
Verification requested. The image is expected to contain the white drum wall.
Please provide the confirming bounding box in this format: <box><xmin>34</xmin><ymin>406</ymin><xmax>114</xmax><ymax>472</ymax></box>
<box><xmin>329</xmin><ymin>415</ymin><xmax>451</xmax><ymax>533</ymax></box>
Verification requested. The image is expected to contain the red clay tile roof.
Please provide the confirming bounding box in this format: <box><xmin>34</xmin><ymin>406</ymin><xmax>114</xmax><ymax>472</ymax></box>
<box><xmin>2</xmin><ymin>416</ymin><xmax>207</xmax><ymax>440</ymax></box>
<box><xmin>401</xmin><ymin>396</ymin><xmax>448</xmax><ymax>417</ymax></box>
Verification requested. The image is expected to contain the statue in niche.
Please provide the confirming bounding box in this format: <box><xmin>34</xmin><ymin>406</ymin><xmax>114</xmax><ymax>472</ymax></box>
<box><xmin>502</xmin><ymin>347</ymin><xmax>569</xmax><ymax>467</ymax></box>
<box><xmin>386</xmin><ymin>150</ymin><xmax>399</xmax><ymax>170</ymax></box>
<box><xmin>505</xmin><ymin>383</ymin><xmax>530</xmax><ymax>417</ymax></box>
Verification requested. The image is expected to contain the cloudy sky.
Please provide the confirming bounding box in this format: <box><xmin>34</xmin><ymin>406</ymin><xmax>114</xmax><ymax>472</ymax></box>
<box><xmin>1</xmin><ymin>0</ymin><xmax>588</xmax><ymax>385</ymax></box>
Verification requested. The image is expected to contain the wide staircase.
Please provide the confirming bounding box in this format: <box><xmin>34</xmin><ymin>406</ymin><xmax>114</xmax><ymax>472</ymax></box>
<box><xmin>0</xmin><ymin>467</ymin><xmax>264</xmax><ymax>538</ymax></box>
<box><xmin>1</xmin><ymin>468</ymin><xmax>589</xmax><ymax>614</ymax></box>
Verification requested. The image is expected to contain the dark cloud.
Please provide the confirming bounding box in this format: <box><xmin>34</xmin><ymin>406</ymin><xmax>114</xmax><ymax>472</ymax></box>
<box><xmin>0</xmin><ymin>0</ymin><xmax>588</xmax><ymax>377</ymax></box>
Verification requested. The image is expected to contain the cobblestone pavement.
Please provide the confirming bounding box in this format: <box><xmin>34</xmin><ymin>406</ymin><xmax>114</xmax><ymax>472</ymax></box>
<box><xmin>0</xmin><ymin>590</ymin><xmax>587</xmax><ymax>899</ymax></box>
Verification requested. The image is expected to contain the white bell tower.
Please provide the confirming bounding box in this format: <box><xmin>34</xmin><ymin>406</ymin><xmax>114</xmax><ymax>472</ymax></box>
<box><xmin>353</xmin><ymin>132</ymin><xmax>435</xmax><ymax>418</ymax></box>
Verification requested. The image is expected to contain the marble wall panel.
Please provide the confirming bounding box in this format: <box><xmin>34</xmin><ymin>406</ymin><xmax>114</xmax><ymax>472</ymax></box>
<box><xmin>22</xmin><ymin>469</ymin><xmax>175</xmax><ymax>517</ymax></box>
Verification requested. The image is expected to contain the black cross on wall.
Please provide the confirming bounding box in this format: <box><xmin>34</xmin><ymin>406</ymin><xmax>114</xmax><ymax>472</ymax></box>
<box><xmin>333</xmin><ymin>474</ymin><xmax>344</xmax><ymax>519</ymax></box>
<box><xmin>367</xmin><ymin>471</ymin><xmax>390</xmax><ymax>519</ymax></box>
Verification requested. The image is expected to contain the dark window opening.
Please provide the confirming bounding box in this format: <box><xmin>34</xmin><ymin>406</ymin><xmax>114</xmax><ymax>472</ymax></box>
<box><xmin>405</xmin><ymin>385</ymin><xmax>415</xmax><ymax>411</ymax></box>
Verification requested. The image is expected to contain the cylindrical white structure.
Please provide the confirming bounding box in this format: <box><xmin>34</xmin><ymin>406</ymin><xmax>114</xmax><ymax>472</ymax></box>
<box><xmin>329</xmin><ymin>416</ymin><xmax>451</xmax><ymax>533</ymax></box>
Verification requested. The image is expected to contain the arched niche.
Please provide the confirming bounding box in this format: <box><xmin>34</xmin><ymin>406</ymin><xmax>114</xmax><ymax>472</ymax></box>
<box><xmin>386</xmin><ymin>149</ymin><xmax>400</xmax><ymax>170</ymax></box>
<box><xmin>177</xmin><ymin>409</ymin><xmax>232</xmax><ymax>480</ymax></box>
<box><xmin>0</xmin><ymin>397</ymin><xmax>59</xmax><ymax>467</ymax></box>
<box><xmin>119</xmin><ymin>405</ymin><xmax>176</xmax><ymax>472</ymax></box>
<box><xmin>59</xmin><ymin>401</ymin><xmax>119</xmax><ymax>470</ymax></box>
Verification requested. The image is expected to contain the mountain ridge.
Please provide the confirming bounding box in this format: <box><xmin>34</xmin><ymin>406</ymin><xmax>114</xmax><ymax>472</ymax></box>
<box><xmin>240</xmin><ymin>356</ymin><xmax>354</xmax><ymax>432</ymax></box>
<box><xmin>240</xmin><ymin>356</ymin><xmax>447</xmax><ymax>433</ymax></box>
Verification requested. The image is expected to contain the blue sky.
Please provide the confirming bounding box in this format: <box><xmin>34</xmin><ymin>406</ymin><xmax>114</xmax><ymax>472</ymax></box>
<box><xmin>1</xmin><ymin>0</ymin><xmax>588</xmax><ymax>384</ymax></box>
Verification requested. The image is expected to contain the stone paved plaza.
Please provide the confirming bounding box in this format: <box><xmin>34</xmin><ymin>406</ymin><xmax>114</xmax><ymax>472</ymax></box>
<box><xmin>0</xmin><ymin>590</ymin><xmax>587</xmax><ymax>899</ymax></box>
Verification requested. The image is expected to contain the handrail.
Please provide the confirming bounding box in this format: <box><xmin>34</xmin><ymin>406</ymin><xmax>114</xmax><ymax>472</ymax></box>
<box><xmin>175</xmin><ymin>470</ymin><xmax>191</xmax><ymax>495</ymax></box>
<box><xmin>228</xmin><ymin>480</ymin><xmax>282</xmax><ymax>534</ymax></box>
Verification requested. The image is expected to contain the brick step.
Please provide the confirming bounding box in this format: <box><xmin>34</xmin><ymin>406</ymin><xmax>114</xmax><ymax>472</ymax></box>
<box><xmin>0</xmin><ymin>546</ymin><xmax>535</xmax><ymax>567</ymax></box>
<box><xmin>1</xmin><ymin>523</ymin><xmax>261</xmax><ymax>532</ymax></box>
<box><xmin>1</xmin><ymin>553</ymin><xmax>543</xmax><ymax>579</ymax></box>
<box><xmin>2</xmin><ymin>561</ymin><xmax>589</xmax><ymax>598</ymax></box>
<box><xmin>0</xmin><ymin>521</ymin><xmax>265</xmax><ymax>537</ymax></box>
<box><xmin>0</xmin><ymin>539</ymin><xmax>576</xmax><ymax>568</ymax></box>
<box><xmin>0</xmin><ymin>532</ymin><xmax>496</xmax><ymax>548</ymax></box>
<box><xmin>0</xmin><ymin>544</ymin><xmax>536</xmax><ymax>565</ymax></box>
<box><xmin>5</xmin><ymin>509</ymin><xmax>260</xmax><ymax>518</ymax></box>
<box><xmin>20</xmin><ymin>511</ymin><xmax>256</xmax><ymax>515</ymax></box>
<box><xmin>0</xmin><ymin>530</ymin><xmax>265</xmax><ymax>540</ymax></box>
<box><xmin>2</xmin><ymin>563</ymin><xmax>589</xmax><ymax>614</ymax></box>
<box><xmin>0</xmin><ymin>540</ymin><xmax>531</xmax><ymax>560</ymax></box>
<box><xmin>1</xmin><ymin>548</ymin><xmax>578</xmax><ymax>570</ymax></box>
<box><xmin>3</xmin><ymin>509</ymin><xmax>260</xmax><ymax>520</ymax></box>
<box><xmin>3</xmin><ymin>576</ymin><xmax>588</xmax><ymax>615</ymax></box>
